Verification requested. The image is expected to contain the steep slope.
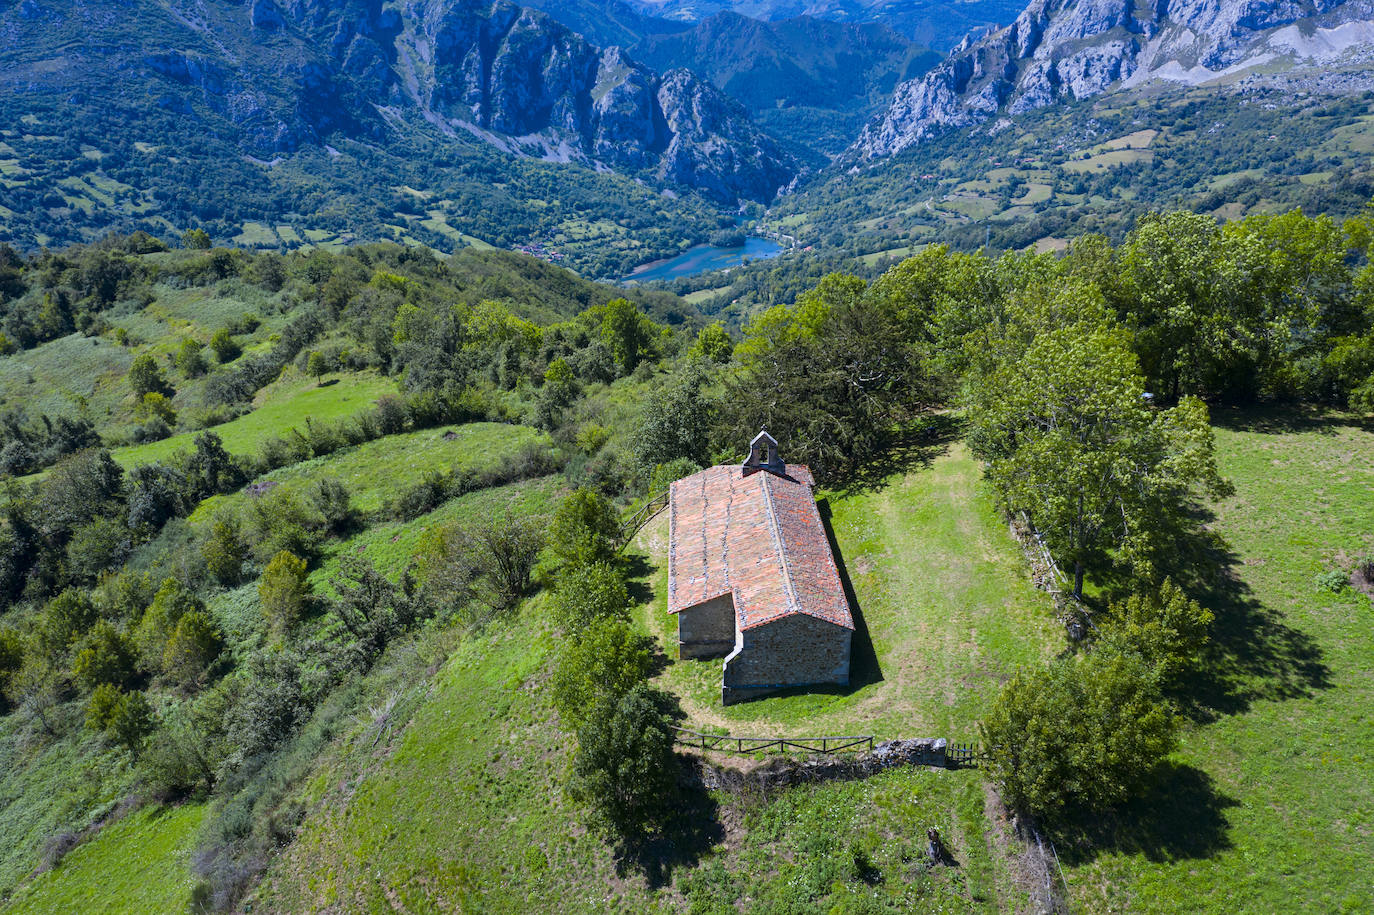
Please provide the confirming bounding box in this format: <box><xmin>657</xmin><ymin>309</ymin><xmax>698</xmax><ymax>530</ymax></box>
<box><xmin>853</xmin><ymin>0</ymin><xmax>1374</xmax><ymax>157</ymax></box>
<box><xmin>517</xmin><ymin>0</ymin><xmax>689</xmax><ymax>48</ymax></box>
<box><xmin>0</xmin><ymin>0</ymin><xmax>798</xmax><ymax>268</ymax></box>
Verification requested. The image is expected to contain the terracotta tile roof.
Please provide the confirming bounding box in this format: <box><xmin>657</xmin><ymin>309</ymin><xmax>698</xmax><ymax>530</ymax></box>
<box><xmin>667</xmin><ymin>464</ymin><xmax>853</xmax><ymax>631</ymax></box>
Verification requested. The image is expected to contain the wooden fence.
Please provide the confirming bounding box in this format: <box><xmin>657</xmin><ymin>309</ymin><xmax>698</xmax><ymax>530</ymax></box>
<box><xmin>618</xmin><ymin>490</ymin><xmax>669</xmax><ymax>548</ymax></box>
<box><xmin>671</xmin><ymin>726</ymin><xmax>873</xmax><ymax>755</ymax></box>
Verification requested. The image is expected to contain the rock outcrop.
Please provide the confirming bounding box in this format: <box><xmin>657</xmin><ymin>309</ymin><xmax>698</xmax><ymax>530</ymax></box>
<box><xmin>852</xmin><ymin>0</ymin><xmax>1374</xmax><ymax>158</ymax></box>
<box><xmin>273</xmin><ymin>0</ymin><xmax>799</xmax><ymax>201</ymax></box>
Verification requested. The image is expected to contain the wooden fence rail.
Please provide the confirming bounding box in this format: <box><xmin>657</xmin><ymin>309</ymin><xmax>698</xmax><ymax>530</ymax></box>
<box><xmin>618</xmin><ymin>491</ymin><xmax>669</xmax><ymax>548</ymax></box>
<box><xmin>671</xmin><ymin>726</ymin><xmax>873</xmax><ymax>755</ymax></box>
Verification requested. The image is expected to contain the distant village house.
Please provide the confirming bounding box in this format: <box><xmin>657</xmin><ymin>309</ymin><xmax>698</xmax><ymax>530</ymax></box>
<box><xmin>668</xmin><ymin>431</ymin><xmax>854</xmax><ymax>705</ymax></box>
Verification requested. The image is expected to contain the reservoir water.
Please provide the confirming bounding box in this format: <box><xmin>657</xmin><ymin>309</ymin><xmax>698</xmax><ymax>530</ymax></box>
<box><xmin>624</xmin><ymin>236</ymin><xmax>783</xmax><ymax>284</ymax></box>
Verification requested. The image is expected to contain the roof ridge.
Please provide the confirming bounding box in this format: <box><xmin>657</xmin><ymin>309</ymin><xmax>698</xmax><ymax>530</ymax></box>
<box><xmin>759</xmin><ymin>471</ymin><xmax>802</xmax><ymax>618</ymax></box>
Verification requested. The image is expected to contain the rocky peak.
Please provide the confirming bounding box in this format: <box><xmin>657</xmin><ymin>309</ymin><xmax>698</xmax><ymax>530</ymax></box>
<box><xmin>851</xmin><ymin>0</ymin><xmax>1374</xmax><ymax>158</ymax></box>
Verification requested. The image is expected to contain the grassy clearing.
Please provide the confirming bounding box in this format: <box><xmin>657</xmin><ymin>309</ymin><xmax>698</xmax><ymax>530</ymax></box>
<box><xmin>1062</xmin><ymin>150</ymin><xmax>1152</xmax><ymax>173</ymax></box>
<box><xmin>191</xmin><ymin>422</ymin><xmax>545</xmax><ymax>520</ymax></box>
<box><xmin>111</xmin><ymin>372</ymin><xmax>397</xmax><ymax>468</ymax></box>
<box><xmin>252</xmin><ymin>486</ymin><xmax>1009</xmax><ymax>914</ymax></box>
<box><xmin>635</xmin><ymin>441</ymin><xmax>1060</xmax><ymax>739</ymax></box>
<box><xmin>0</xmin><ymin>333</ymin><xmax>131</xmax><ymax>421</ymax></box>
<box><xmin>0</xmin><ymin>717</ymin><xmax>138</xmax><ymax>901</ymax></box>
<box><xmin>2</xmin><ymin>804</ymin><xmax>206</xmax><ymax>914</ymax></box>
<box><xmin>1066</xmin><ymin>412</ymin><xmax>1374</xmax><ymax>913</ymax></box>
<box><xmin>310</xmin><ymin>475</ymin><xmax>566</xmax><ymax>589</ymax></box>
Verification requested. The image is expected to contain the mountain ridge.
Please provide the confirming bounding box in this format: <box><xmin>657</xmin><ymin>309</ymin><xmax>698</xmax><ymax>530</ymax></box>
<box><xmin>851</xmin><ymin>0</ymin><xmax>1374</xmax><ymax>159</ymax></box>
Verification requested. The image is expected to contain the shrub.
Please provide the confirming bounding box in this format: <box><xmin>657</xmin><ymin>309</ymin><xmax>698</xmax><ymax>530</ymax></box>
<box><xmin>981</xmin><ymin>653</ymin><xmax>1179</xmax><ymax>821</ymax></box>
<box><xmin>374</xmin><ymin>395</ymin><xmax>409</xmax><ymax>435</ymax></box>
<box><xmin>307</xmin><ymin>478</ymin><xmax>356</xmax><ymax>535</ymax></box>
<box><xmin>66</xmin><ymin>517</ymin><xmax>134</xmax><ymax>582</ymax></box>
<box><xmin>87</xmin><ymin>686</ymin><xmax>156</xmax><ymax>757</ymax></box>
<box><xmin>242</xmin><ymin>489</ymin><xmax>324</xmax><ymax>561</ymax></box>
<box><xmin>463</xmin><ymin>513</ymin><xmax>545</xmax><ymax>614</ymax></box>
<box><xmin>182</xmin><ymin>228</ymin><xmax>211</xmax><ymax>250</ymax></box>
<box><xmin>550</xmin><ymin>562</ymin><xmax>632</xmax><ymax>630</ymax></box>
<box><xmin>203</xmin><ymin>517</ymin><xmax>250</xmax><ymax>586</ymax></box>
<box><xmin>135</xmin><ymin>578</ymin><xmax>203</xmax><ymax>670</ymax></box>
<box><xmin>0</xmin><ymin>627</ymin><xmax>22</xmax><ymax>710</ymax></box>
<box><xmin>550</xmin><ymin>617</ymin><xmax>653</xmax><ymax>729</ymax></box>
<box><xmin>209</xmin><ymin>328</ymin><xmax>241</xmax><ymax>364</ymax></box>
<box><xmin>689</xmin><ymin>321</ymin><xmax>734</xmax><ymax>363</ymax></box>
<box><xmin>174</xmin><ymin>338</ymin><xmax>206</xmax><ymax>378</ymax></box>
<box><xmin>71</xmin><ymin>621</ymin><xmax>137</xmax><ymax>691</ymax></box>
<box><xmin>85</xmin><ymin>682</ymin><xmax>124</xmax><ymax>731</ymax></box>
<box><xmin>259</xmin><ymin>550</ymin><xmax>309</xmax><ymax>635</ymax></box>
<box><xmin>36</xmin><ymin>589</ymin><xmax>99</xmax><ymax>661</ymax></box>
<box><xmin>1314</xmin><ymin>569</ymin><xmax>1349</xmax><ymax>593</ymax></box>
<box><xmin>568</xmin><ymin>684</ymin><xmax>679</xmax><ymax>842</ymax></box>
<box><xmin>1096</xmin><ymin>578</ymin><xmax>1214</xmax><ymax>678</ymax></box>
<box><xmin>549</xmin><ymin>487</ymin><xmax>620</xmax><ymax>569</ymax></box>
<box><xmin>127</xmin><ymin>462</ymin><xmax>186</xmax><ymax>530</ymax></box>
<box><xmin>163</xmin><ymin>611</ymin><xmax>223</xmax><ymax>688</ymax></box>
<box><xmin>127</xmin><ymin>352</ymin><xmax>172</xmax><ymax>398</ymax></box>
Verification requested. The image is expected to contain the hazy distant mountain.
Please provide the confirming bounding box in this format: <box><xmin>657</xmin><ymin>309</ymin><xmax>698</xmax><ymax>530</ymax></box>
<box><xmin>617</xmin><ymin>0</ymin><xmax>1028</xmax><ymax>48</ymax></box>
<box><xmin>517</xmin><ymin>0</ymin><xmax>689</xmax><ymax>49</ymax></box>
<box><xmin>853</xmin><ymin>0</ymin><xmax>1374</xmax><ymax>158</ymax></box>
<box><xmin>629</xmin><ymin>10</ymin><xmax>941</xmax><ymax>153</ymax></box>
<box><xmin>631</xmin><ymin>12</ymin><xmax>939</xmax><ymax>113</ymax></box>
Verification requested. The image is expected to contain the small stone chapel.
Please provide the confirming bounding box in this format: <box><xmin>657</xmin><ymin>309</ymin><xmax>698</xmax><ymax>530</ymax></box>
<box><xmin>667</xmin><ymin>431</ymin><xmax>854</xmax><ymax>704</ymax></box>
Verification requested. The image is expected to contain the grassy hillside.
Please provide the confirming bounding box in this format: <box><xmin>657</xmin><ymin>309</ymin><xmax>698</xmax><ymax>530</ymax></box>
<box><xmin>1</xmin><ymin>804</ymin><xmax>205</xmax><ymax>914</ymax></box>
<box><xmin>1064</xmin><ymin>411</ymin><xmax>1374</xmax><ymax>913</ymax></box>
<box><xmin>248</xmin><ymin>433</ymin><xmax>1055</xmax><ymax>913</ymax></box>
<box><xmin>772</xmin><ymin>80</ymin><xmax>1374</xmax><ymax>260</ymax></box>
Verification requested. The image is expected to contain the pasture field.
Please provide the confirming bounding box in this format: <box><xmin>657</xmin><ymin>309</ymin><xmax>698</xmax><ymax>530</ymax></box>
<box><xmin>110</xmin><ymin>372</ymin><xmax>398</xmax><ymax>468</ymax></box>
<box><xmin>1064</xmin><ymin>411</ymin><xmax>1374</xmax><ymax>913</ymax></box>
<box><xmin>190</xmin><ymin>422</ymin><xmax>546</xmax><ymax>519</ymax></box>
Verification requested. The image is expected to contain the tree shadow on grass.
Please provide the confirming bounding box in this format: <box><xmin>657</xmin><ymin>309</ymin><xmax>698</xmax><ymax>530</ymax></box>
<box><xmin>1154</xmin><ymin>513</ymin><xmax>1331</xmax><ymax>722</ymax></box>
<box><xmin>833</xmin><ymin>413</ymin><xmax>962</xmax><ymax>496</ymax></box>
<box><xmin>623</xmin><ymin>552</ymin><xmax>657</xmax><ymax>608</ymax></box>
<box><xmin>618</xmin><ymin>757</ymin><xmax>724</xmax><ymax>888</ymax></box>
<box><xmin>1051</xmin><ymin>762</ymin><xmax>1238</xmax><ymax>866</ymax></box>
<box><xmin>1210</xmin><ymin>404</ymin><xmax>1374</xmax><ymax>436</ymax></box>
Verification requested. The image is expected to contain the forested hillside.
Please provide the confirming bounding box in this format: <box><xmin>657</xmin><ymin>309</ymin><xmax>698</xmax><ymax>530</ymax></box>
<box><xmin>1</xmin><ymin>204</ymin><xmax>1373</xmax><ymax>911</ymax></box>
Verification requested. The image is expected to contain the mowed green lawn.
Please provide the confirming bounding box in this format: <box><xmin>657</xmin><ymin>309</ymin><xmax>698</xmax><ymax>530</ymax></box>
<box><xmin>636</xmin><ymin>440</ymin><xmax>1061</xmax><ymax>738</ymax></box>
<box><xmin>1068</xmin><ymin>412</ymin><xmax>1374</xmax><ymax>913</ymax></box>
<box><xmin>111</xmin><ymin>372</ymin><xmax>397</xmax><ymax>468</ymax></box>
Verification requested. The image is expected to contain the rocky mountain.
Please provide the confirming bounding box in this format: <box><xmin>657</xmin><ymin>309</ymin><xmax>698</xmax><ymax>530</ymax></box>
<box><xmin>2</xmin><ymin>0</ymin><xmax>798</xmax><ymax>204</ymax></box>
<box><xmin>852</xmin><ymin>0</ymin><xmax>1374</xmax><ymax>158</ymax></box>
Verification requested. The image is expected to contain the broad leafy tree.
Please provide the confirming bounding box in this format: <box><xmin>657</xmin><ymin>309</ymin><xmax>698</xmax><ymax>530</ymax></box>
<box><xmin>981</xmin><ymin>653</ymin><xmax>1178</xmax><ymax>821</ymax></box>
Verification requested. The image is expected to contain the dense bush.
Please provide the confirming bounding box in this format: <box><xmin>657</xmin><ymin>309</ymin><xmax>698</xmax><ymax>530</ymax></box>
<box><xmin>981</xmin><ymin>653</ymin><xmax>1178</xmax><ymax>821</ymax></box>
<box><xmin>259</xmin><ymin>551</ymin><xmax>310</xmax><ymax>636</ymax></box>
<box><xmin>568</xmin><ymin>684</ymin><xmax>680</xmax><ymax>843</ymax></box>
